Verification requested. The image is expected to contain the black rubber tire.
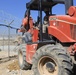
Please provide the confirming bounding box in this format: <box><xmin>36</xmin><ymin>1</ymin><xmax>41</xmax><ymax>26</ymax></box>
<box><xmin>32</xmin><ymin>45</ymin><xmax>73</xmax><ymax>75</ymax></box>
<box><xmin>18</xmin><ymin>44</ymin><xmax>31</xmax><ymax>70</ymax></box>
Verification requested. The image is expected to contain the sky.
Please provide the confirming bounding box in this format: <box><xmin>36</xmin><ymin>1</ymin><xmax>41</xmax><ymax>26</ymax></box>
<box><xmin>0</xmin><ymin>0</ymin><xmax>76</xmax><ymax>35</ymax></box>
<box><xmin>0</xmin><ymin>0</ymin><xmax>76</xmax><ymax>19</ymax></box>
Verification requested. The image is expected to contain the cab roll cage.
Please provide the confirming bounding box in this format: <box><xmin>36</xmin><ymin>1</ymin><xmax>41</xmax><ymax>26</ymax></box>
<box><xmin>26</xmin><ymin>0</ymin><xmax>73</xmax><ymax>42</ymax></box>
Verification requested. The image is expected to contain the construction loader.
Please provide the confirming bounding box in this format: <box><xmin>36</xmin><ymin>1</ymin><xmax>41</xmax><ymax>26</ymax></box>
<box><xmin>18</xmin><ymin>0</ymin><xmax>76</xmax><ymax>75</ymax></box>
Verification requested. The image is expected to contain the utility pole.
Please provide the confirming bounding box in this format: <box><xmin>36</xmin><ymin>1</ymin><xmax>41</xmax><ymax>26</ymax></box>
<box><xmin>8</xmin><ymin>20</ymin><xmax>14</xmax><ymax>59</ymax></box>
<box><xmin>2</xmin><ymin>21</ymin><xmax>6</xmax><ymax>51</ymax></box>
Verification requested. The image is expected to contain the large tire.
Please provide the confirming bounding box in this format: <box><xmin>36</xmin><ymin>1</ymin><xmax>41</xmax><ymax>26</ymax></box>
<box><xmin>18</xmin><ymin>44</ymin><xmax>31</xmax><ymax>70</ymax></box>
<box><xmin>32</xmin><ymin>45</ymin><xmax>73</xmax><ymax>75</ymax></box>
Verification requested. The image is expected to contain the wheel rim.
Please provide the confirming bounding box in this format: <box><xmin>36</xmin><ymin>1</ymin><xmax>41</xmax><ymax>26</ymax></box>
<box><xmin>19</xmin><ymin>50</ymin><xmax>23</xmax><ymax>66</ymax></box>
<box><xmin>38</xmin><ymin>56</ymin><xmax>58</xmax><ymax>75</ymax></box>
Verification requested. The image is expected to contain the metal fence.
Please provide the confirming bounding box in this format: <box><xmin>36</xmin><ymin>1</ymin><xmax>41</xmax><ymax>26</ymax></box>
<box><xmin>0</xmin><ymin>10</ymin><xmax>22</xmax><ymax>58</ymax></box>
<box><xmin>0</xmin><ymin>29</ymin><xmax>22</xmax><ymax>59</ymax></box>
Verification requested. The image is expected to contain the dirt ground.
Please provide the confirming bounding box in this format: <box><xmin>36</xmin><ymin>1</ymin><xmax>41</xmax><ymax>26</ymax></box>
<box><xmin>0</xmin><ymin>51</ymin><xmax>33</xmax><ymax>75</ymax></box>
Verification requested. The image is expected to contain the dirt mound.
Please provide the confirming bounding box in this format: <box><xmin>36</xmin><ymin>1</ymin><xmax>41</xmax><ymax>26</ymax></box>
<box><xmin>7</xmin><ymin>60</ymin><xmax>20</xmax><ymax>71</ymax></box>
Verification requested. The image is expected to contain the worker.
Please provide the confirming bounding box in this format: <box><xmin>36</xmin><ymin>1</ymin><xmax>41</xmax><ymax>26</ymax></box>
<box><xmin>19</xmin><ymin>10</ymin><xmax>32</xmax><ymax>43</ymax></box>
<box><xmin>43</xmin><ymin>8</ymin><xmax>49</xmax><ymax>33</ymax></box>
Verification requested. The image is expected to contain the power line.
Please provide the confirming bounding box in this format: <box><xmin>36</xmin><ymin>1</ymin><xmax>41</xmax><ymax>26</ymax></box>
<box><xmin>0</xmin><ymin>24</ymin><xmax>19</xmax><ymax>30</ymax></box>
<box><xmin>0</xmin><ymin>10</ymin><xmax>21</xmax><ymax>28</ymax></box>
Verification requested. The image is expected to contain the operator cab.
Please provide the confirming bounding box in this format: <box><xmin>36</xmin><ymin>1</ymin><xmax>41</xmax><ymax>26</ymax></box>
<box><xmin>26</xmin><ymin>0</ymin><xmax>73</xmax><ymax>41</ymax></box>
